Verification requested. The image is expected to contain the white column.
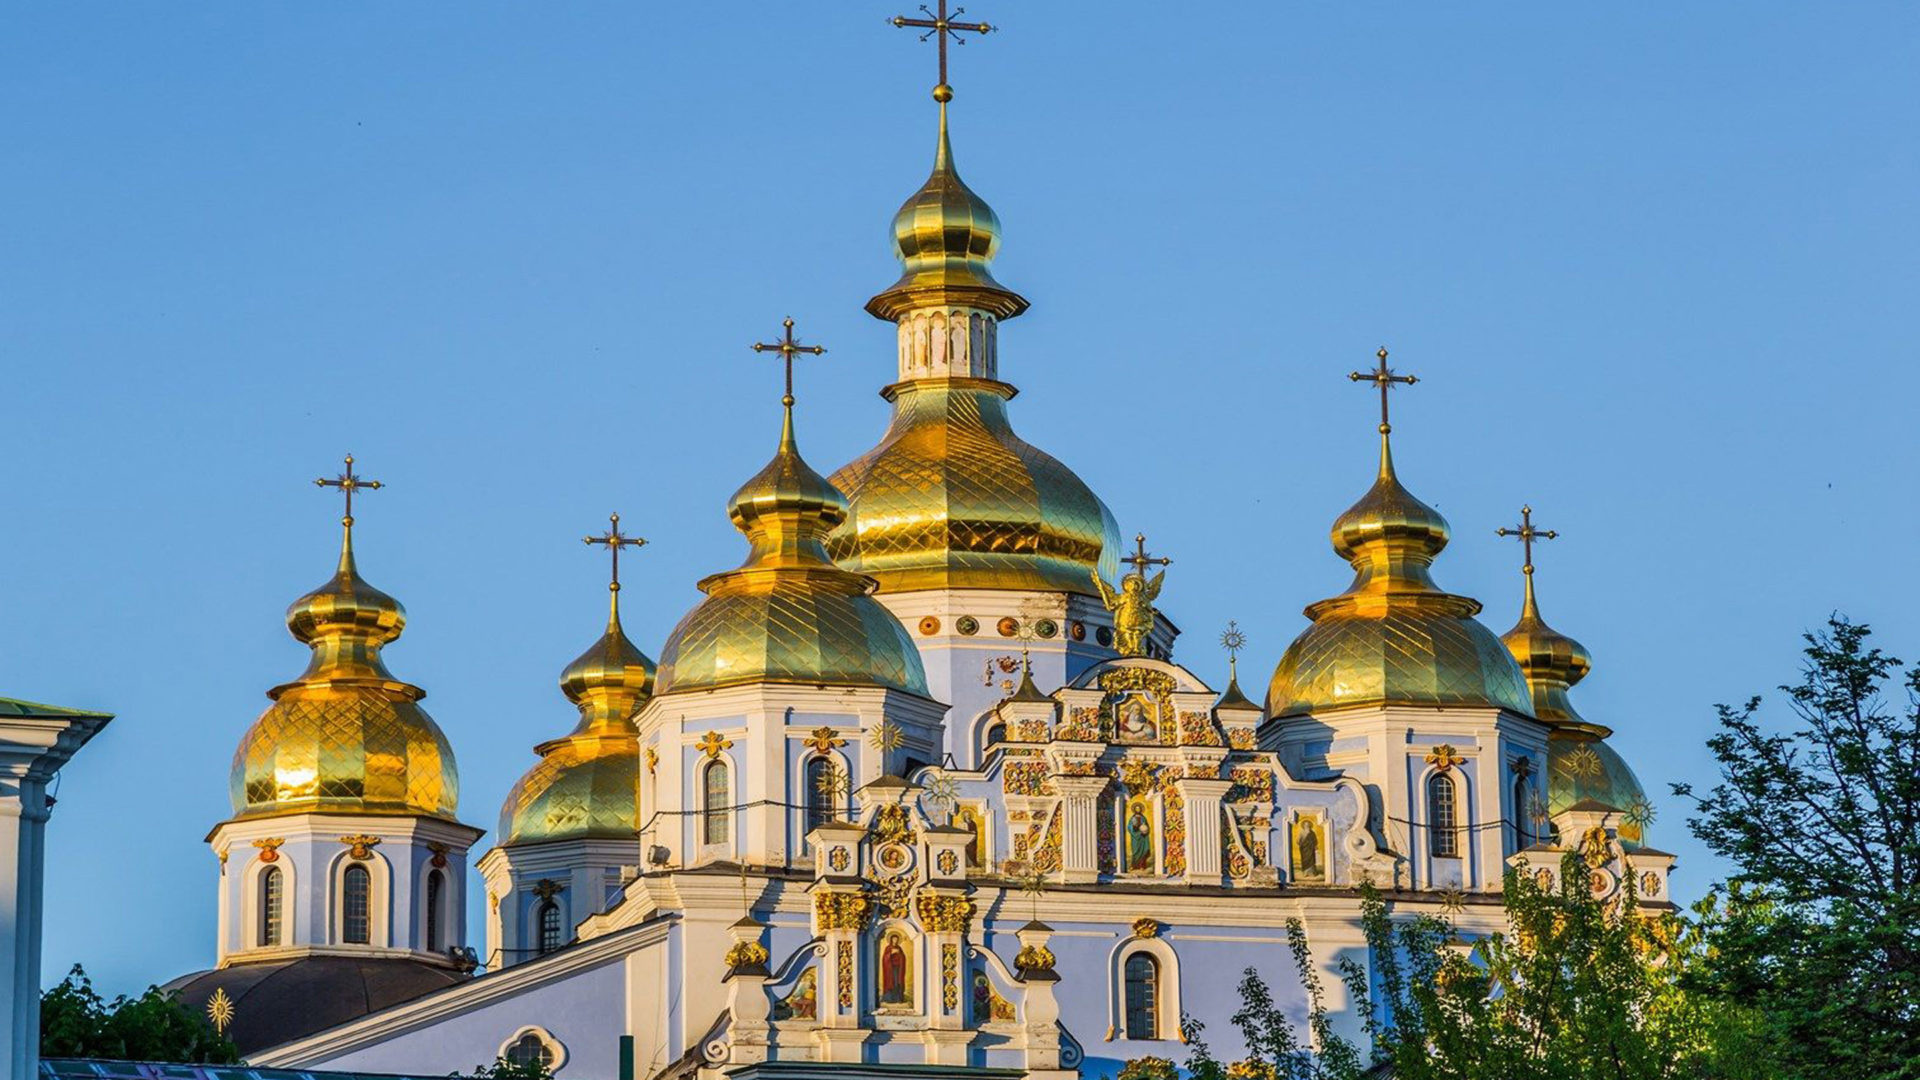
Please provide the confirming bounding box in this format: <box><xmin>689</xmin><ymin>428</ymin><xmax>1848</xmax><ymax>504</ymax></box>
<box><xmin>1051</xmin><ymin>777</ymin><xmax>1106</xmax><ymax>884</ymax></box>
<box><xmin>1176</xmin><ymin>778</ymin><xmax>1233</xmax><ymax>884</ymax></box>
<box><xmin>0</xmin><ymin>711</ymin><xmax>110</xmax><ymax>1080</ymax></box>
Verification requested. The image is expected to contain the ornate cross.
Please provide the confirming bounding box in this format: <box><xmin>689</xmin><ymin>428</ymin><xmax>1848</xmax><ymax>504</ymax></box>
<box><xmin>892</xmin><ymin>0</ymin><xmax>995</xmax><ymax>101</ymax></box>
<box><xmin>583</xmin><ymin>512</ymin><xmax>647</xmax><ymax>593</ymax></box>
<box><xmin>314</xmin><ymin>453</ymin><xmax>382</xmax><ymax>528</ymax></box>
<box><xmin>1122</xmin><ymin>533</ymin><xmax>1171</xmax><ymax>580</ymax></box>
<box><xmin>1349</xmin><ymin>347</ymin><xmax>1418</xmax><ymax>434</ymax></box>
<box><xmin>1496</xmin><ymin>504</ymin><xmax>1559</xmax><ymax>575</ymax></box>
<box><xmin>750</xmin><ymin>317</ymin><xmax>826</xmax><ymax>407</ymax></box>
<box><xmin>1219</xmin><ymin>620</ymin><xmax>1248</xmax><ymax>681</ymax></box>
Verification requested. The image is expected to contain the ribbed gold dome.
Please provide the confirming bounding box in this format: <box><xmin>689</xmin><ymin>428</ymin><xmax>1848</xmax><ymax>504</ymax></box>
<box><xmin>1268</xmin><ymin>434</ymin><xmax>1531</xmax><ymax>717</ymax></box>
<box><xmin>866</xmin><ymin>105</ymin><xmax>1028</xmax><ymax>323</ymax></box>
<box><xmin>231</xmin><ymin>527</ymin><xmax>459</xmax><ymax>821</ymax></box>
<box><xmin>1500</xmin><ymin>574</ymin><xmax>1594</xmax><ymax>727</ymax></box>
<box><xmin>1548</xmin><ymin>729</ymin><xmax>1650</xmax><ymax>850</ymax></box>
<box><xmin>500</xmin><ymin>590</ymin><xmax>653</xmax><ymax>845</ymax></box>
<box><xmin>828</xmin><ymin>379</ymin><xmax>1122</xmax><ymax>594</ymax></box>
<box><xmin>658</xmin><ymin>407</ymin><xmax>929</xmax><ymax>696</ymax></box>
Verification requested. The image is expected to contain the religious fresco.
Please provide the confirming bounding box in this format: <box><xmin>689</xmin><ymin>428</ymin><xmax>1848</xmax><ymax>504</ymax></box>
<box><xmin>771</xmin><ymin>968</ymin><xmax>817</xmax><ymax>1021</ymax></box>
<box><xmin>1291</xmin><ymin>815</ymin><xmax>1326</xmax><ymax>883</ymax></box>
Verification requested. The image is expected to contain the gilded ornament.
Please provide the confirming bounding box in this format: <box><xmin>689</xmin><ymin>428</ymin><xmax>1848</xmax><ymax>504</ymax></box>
<box><xmin>1425</xmin><ymin>744</ymin><xmax>1466</xmax><ymax>773</ymax></box>
<box><xmin>1623</xmin><ymin>795</ymin><xmax>1657</xmax><ymax>828</ymax></box>
<box><xmin>868</xmin><ymin>719</ymin><xmax>905</xmax><ymax>754</ymax></box>
<box><xmin>644</xmin><ymin>745</ymin><xmax>658</xmax><ymax>774</ymax></box>
<box><xmin>1560</xmin><ymin>744</ymin><xmax>1604</xmax><ymax>780</ymax></box>
<box><xmin>1070</xmin><ymin>620</ymin><xmax>1086</xmax><ymax>641</ymax></box>
<box><xmin>1117</xmin><ymin>758</ymin><xmax>1158</xmax><ymax>794</ymax></box>
<box><xmin>339</xmin><ymin>835</ymin><xmax>381</xmax><ymax>860</ymax></box>
<box><xmin>696</xmin><ymin>731</ymin><xmax>733</xmax><ymax>760</ymax></box>
<box><xmin>923</xmin><ymin>771</ymin><xmax>961</xmax><ymax>814</ymax></box>
<box><xmin>205</xmin><ymin>988</ymin><xmax>235</xmax><ymax>1034</ymax></box>
<box><xmin>1639</xmin><ymin>870</ymin><xmax>1662</xmax><ymax>897</ymax></box>
<box><xmin>428</xmin><ymin>842</ymin><xmax>449</xmax><ymax>869</ymax></box>
<box><xmin>918</xmin><ymin>615</ymin><xmax>941</xmax><ymax>636</ymax></box>
<box><xmin>1014</xmin><ymin>943</ymin><xmax>1056</xmax><ymax>973</ymax></box>
<box><xmin>871</xmin><ymin>803</ymin><xmax>916</xmax><ymax>846</ymax></box>
<box><xmin>532</xmin><ymin>877</ymin><xmax>565</xmax><ymax>901</ymax></box>
<box><xmin>1131</xmin><ymin>917</ymin><xmax>1162</xmax><ymax>939</ymax></box>
<box><xmin>996</xmin><ymin>616</ymin><xmax>1019</xmax><ymax>637</ymax></box>
<box><xmin>814</xmin><ymin>891</ymin><xmax>874</xmax><ymax>931</ymax></box>
<box><xmin>1092</xmin><ymin>534</ymin><xmax>1171</xmax><ymax>658</ymax></box>
<box><xmin>1438</xmin><ymin>887</ymin><xmax>1467</xmax><ymax>916</ymax></box>
<box><xmin>828</xmin><ymin>846</ymin><xmax>851</xmax><ymax>873</ymax></box>
<box><xmin>956</xmin><ymin>616</ymin><xmax>979</xmax><ymax>635</ymax></box>
<box><xmin>251</xmin><ymin>837</ymin><xmax>285</xmax><ymax>863</ymax></box>
<box><xmin>837</xmin><ymin>940</ymin><xmax>854</xmax><ymax>1008</ymax></box>
<box><xmin>805</xmin><ymin>726</ymin><xmax>848</xmax><ymax>754</ymax></box>
<box><xmin>936</xmin><ymin>849</ymin><xmax>959</xmax><ymax>876</ymax></box>
<box><xmin>942</xmin><ymin>942</ymin><xmax>960</xmax><ymax>1011</ymax></box>
<box><xmin>1533</xmin><ymin>866</ymin><xmax>1554</xmax><ymax>890</ymax></box>
<box><xmin>1579</xmin><ymin>825</ymin><xmax>1612</xmax><ymax>869</ymax></box>
<box><xmin>1034</xmin><ymin>618</ymin><xmax>1058</xmax><ymax>639</ymax></box>
<box><xmin>813</xmin><ymin>760</ymin><xmax>851</xmax><ymax>804</ymax></box>
<box><xmin>724</xmin><ymin>941</ymin><xmax>771</xmax><ymax>970</ymax></box>
<box><xmin>916</xmin><ymin>894</ymin><xmax>976</xmax><ymax>933</ymax></box>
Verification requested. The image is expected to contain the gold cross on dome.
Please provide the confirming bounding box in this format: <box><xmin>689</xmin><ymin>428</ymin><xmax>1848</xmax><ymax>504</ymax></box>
<box><xmin>750</xmin><ymin>317</ymin><xmax>826</xmax><ymax>408</ymax></box>
<box><xmin>583</xmin><ymin>512</ymin><xmax>647</xmax><ymax>593</ymax></box>
<box><xmin>1496</xmin><ymin>504</ymin><xmax>1559</xmax><ymax>575</ymax></box>
<box><xmin>1349</xmin><ymin>347</ymin><xmax>1418</xmax><ymax>435</ymax></box>
<box><xmin>314</xmin><ymin>453</ymin><xmax>382</xmax><ymax>528</ymax></box>
<box><xmin>892</xmin><ymin>0</ymin><xmax>995</xmax><ymax>101</ymax></box>
<box><xmin>1123</xmin><ymin>533</ymin><xmax>1171</xmax><ymax>579</ymax></box>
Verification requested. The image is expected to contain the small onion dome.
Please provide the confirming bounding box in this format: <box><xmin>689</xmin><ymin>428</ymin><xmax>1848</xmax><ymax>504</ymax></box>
<box><xmin>1547</xmin><ymin>729</ymin><xmax>1651</xmax><ymax>850</ymax></box>
<box><xmin>498</xmin><ymin>590</ymin><xmax>654</xmax><ymax>845</ymax></box>
<box><xmin>866</xmin><ymin>105</ymin><xmax>1028</xmax><ymax>322</ymax></box>
<box><xmin>1268</xmin><ymin>433</ymin><xmax>1531</xmax><ymax>717</ymax></box>
<box><xmin>828</xmin><ymin>379</ymin><xmax>1122</xmax><ymax>595</ymax></box>
<box><xmin>230</xmin><ymin>527</ymin><xmax>459</xmax><ymax>821</ymax></box>
<box><xmin>1499</xmin><ymin>573</ymin><xmax>1594</xmax><ymax>727</ymax></box>
<box><xmin>657</xmin><ymin>407</ymin><xmax>929</xmax><ymax>697</ymax></box>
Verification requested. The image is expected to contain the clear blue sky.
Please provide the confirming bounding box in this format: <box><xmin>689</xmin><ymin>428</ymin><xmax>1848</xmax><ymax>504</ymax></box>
<box><xmin>5</xmin><ymin>3</ymin><xmax>1915</xmax><ymax>995</ymax></box>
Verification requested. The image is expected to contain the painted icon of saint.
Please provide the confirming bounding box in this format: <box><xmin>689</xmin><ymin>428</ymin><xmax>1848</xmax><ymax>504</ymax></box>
<box><xmin>1126</xmin><ymin>801</ymin><xmax>1154</xmax><ymax>872</ymax></box>
<box><xmin>879</xmin><ymin>934</ymin><xmax>910</xmax><ymax>1006</ymax></box>
<box><xmin>1294</xmin><ymin>817</ymin><xmax>1322</xmax><ymax>880</ymax></box>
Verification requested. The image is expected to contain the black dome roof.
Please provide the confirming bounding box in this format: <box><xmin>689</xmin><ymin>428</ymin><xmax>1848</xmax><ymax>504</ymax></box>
<box><xmin>165</xmin><ymin>956</ymin><xmax>468</xmax><ymax>1055</ymax></box>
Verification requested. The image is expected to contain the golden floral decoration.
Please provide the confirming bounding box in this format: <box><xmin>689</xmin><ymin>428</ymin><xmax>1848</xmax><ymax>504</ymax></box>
<box><xmin>1014</xmin><ymin>943</ymin><xmax>1056</xmax><ymax>972</ymax></box>
<box><xmin>806</xmin><ymin>726</ymin><xmax>848</xmax><ymax>753</ymax></box>
<box><xmin>724</xmin><ymin>940</ymin><xmax>771</xmax><ymax>969</ymax></box>
<box><xmin>915</xmin><ymin>894</ymin><xmax>976</xmax><ymax>933</ymax></box>
<box><xmin>696</xmin><ymin>731</ymin><xmax>733</xmax><ymax>760</ymax></box>
<box><xmin>813</xmin><ymin>891</ymin><xmax>874</xmax><ymax>931</ymax></box>
<box><xmin>251</xmin><ymin>837</ymin><xmax>285</xmax><ymax>863</ymax></box>
<box><xmin>644</xmin><ymin>745</ymin><xmax>658</xmax><ymax>774</ymax></box>
<box><xmin>1579</xmin><ymin>825</ymin><xmax>1612</xmax><ymax>869</ymax></box>
<box><xmin>1131</xmin><ymin>917</ymin><xmax>1162</xmax><ymax>939</ymax></box>
<box><xmin>1424</xmin><ymin>744</ymin><xmax>1466</xmax><ymax>773</ymax></box>
<box><xmin>339</xmin><ymin>835</ymin><xmax>382</xmax><ymax>860</ymax></box>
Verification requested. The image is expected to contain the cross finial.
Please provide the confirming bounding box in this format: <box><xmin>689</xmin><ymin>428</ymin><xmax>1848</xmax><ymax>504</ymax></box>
<box><xmin>583</xmin><ymin>512</ymin><xmax>647</xmax><ymax>593</ymax></box>
<box><xmin>314</xmin><ymin>453</ymin><xmax>382</xmax><ymax>528</ymax></box>
<box><xmin>1123</xmin><ymin>533</ymin><xmax>1172</xmax><ymax>579</ymax></box>
<box><xmin>750</xmin><ymin>317</ymin><xmax>827</xmax><ymax>409</ymax></box>
<box><xmin>1219</xmin><ymin>620</ymin><xmax>1248</xmax><ymax>682</ymax></box>
<box><xmin>1496</xmin><ymin>504</ymin><xmax>1558</xmax><ymax>575</ymax></box>
<box><xmin>1348</xmin><ymin>346</ymin><xmax>1419</xmax><ymax>435</ymax></box>
<box><xmin>892</xmin><ymin>0</ymin><xmax>995</xmax><ymax>102</ymax></box>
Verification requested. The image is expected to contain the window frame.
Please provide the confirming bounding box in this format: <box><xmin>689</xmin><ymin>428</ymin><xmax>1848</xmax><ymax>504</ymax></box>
<box><xmin>1428</xmin><ymin>771</ymin><xmax>1460</xmax><ymax>858</ymax></box>
<box><xmin>341</xmin><ymin>864</ymin><xmax>372</xmax><ymax>945</ymax></box>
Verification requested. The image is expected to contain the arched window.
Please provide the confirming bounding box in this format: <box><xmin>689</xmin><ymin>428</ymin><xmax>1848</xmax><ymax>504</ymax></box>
<box><xmin>258</xmin><ymin>866</ymin><xmax>283</xmax><ymax>947</ymax></box>
<box><xmin>703</xmin><ymin>759</ymin><xmax>730</xmax><ymax>846</ymax></box>
<box><xmin>805</xmin><ymin>756</ymin><xmax>834</xmax><ymax>836</ymax></box>
<box><xmin>984</xmin><ymin>722</ymin><xmax>1007</xmax><ymax>750</ymax></box>
<box><xmin>342</xmin><ymin>864</ymin><xmax>371</xmax><ymax>944</ymax></box>
<box><xmin>1512</xmin><ymin>774</ymin><xmax>1534</xmax><ymax>850</ymax></box>
<box><xmin>537</xmin><ymin>900</ymin><xmax>563</xmax><ymax>955</ymax></box>
<box><xmin>1428</xmin><ymin>773</ymin><xmax>1459</xmax><ymax>858</ymax></box>
<box><xmin>505</xmin><ymin>1032</ymin><xmax>555</xmax><ymax>1070</ymax></box>
<box><xmin>425</xmin><ymin>869</ymin><xmax>445</xmax><ymax>953</ymax></box>
<box><xmin>1123</xmin><ymin>952</ymin><xmax>1159</xmax><ymax>1040</ymax></box>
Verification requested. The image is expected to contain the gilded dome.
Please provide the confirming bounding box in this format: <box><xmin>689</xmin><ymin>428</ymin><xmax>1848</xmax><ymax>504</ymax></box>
<box><xmin>828</xmin><ymin>379</ymin><xmax>1122</xmax><ymax>595</ymax></box>
<box><xmin>658</xmin><ymin>407</ymin><xmax>930</xmax><ymax>697</ymax></box>
<box><xmin>1548</xmin><ymin>729</ymin><xmax>1650</xmax><ymax>850</ymax></box>
<box><xmin>231</xmin><ymin>527</ymin><xmax>459</xmax><ymax>821</ymax></box>
<box><xmin>1500</xmin><ymin>573</ymin><xmax>1594</xmax><ymax>726</ymax></box>
<box><xmin>1268</xmin><ymin>433</ymin><xmax>1531</xmax><ymax>717</ymax></box>
<box><xmin>866</xmin><ymin>104</ymin><xmax>1028</xmax><ymax>322</ymax></box>
<box><xmin>501</xmin><ymin>585</ymin><xmax>655</xmax><ymax>845</ymax></box>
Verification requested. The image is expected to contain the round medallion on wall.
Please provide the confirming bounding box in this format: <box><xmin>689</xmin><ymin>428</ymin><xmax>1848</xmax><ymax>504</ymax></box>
<box><xmin>1070</xmin><ymin>620</ymin><xmax>1086</xmax><ymax>641</ymax></box>
<box><xmin>1587</xmin><ymin>867</ymin><xmax>1614</xmax><ymax>897</ymax></box>
<box><xmin>1533</xmin><ymin>866</ymin><xmax>1554</xmax><ymax>889</ymax></box>
<box><xmin>918</xmin><ymin>615</ymin><xmax>941</xmax><ymax>636</ymax></box>
<box><xmin>996</xmin><ymin>616</ymin><xmax>1019</xmax><ymax>637</ymax></box>
<box><xmin>956</xmin><ymin>616</ymin><xmax>980</xmax><ymax>636</ymax></box>
<box><xmin>875</xmin><ymin>842</ymin><xmax>914</xmax><ymax>876</ymax></box>
<box><xmin>1034</xmin><ymin>618</ymin><xmax>1059</xmax><ymax>639</ymax></box>
<box><xmin>1095</xmin><ymin>625</ymin><xmax>1114</xmax><ymax>647</ymax></box>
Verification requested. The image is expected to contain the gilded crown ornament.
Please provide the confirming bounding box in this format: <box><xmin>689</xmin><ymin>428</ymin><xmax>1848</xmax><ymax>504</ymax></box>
<box><xmin>1092</xmin><ymin>534</ymin><xmax>1170</xmax><ymax>658</ymax></box>
<box><xmin>805</xmin><ymin>726</ymin><xmax>847</xmax><ymax>754</ymax></box>
<box><xmin>696</xmin><ymin>731</ymin><xmax>733</xmax><ymax>760</ymax></box>
<box><xmin>340</xmin><ymin>834</ymin><xmax>382</xmax><ymax>860</ymax></box>
<box><xmin>1424</xmin><ymin>745</ymin><xmax>1466</xmax><ymax>773</ymax></box>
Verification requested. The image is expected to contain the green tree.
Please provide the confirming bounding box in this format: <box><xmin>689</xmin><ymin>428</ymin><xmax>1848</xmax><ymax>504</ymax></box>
<box><xmin>455</xmin><ymin>1056</ymin><xmax>553</xmax><ymax>1079</ymax></box>
<box><xmin>40</xmin><ymin>965</ymin><xmax>238</xmax><ymax>1064</ymax></box>
<box><xmin>1674</xmin><ymin>616</ymin><xmax>1920</xmax><ymax>1078</ymax></box>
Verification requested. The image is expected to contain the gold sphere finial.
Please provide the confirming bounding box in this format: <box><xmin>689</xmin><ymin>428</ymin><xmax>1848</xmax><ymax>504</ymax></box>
<box><xmin>933</xmin><ymin>82</ymin><xmax>953</xmax><ymax>102</ymax></box>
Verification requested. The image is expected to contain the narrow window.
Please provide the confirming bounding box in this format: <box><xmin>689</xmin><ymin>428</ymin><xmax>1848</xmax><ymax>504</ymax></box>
<box><xmin>703</xmin><ymin>759</ymin><xmax>730</xmax><ymax>846</ymax></box>
<box><xmin>537</xmin><ymin>900</ymin><xmax>564</xmax><ymax>955</ymax></box>
<box><xmin>258</xmin><ymin>866</ymin><xmax>282</xmax><ymax>947</ymax></box>
<box><xmin>1428</xmin><ymin>773</ymin><xmax>1459</xmax><ymax>858</ymax></box>
<box><xmin>805</xmin><ymin>756</ymin><xmax>834</xmax><ymax>836</ymax></box>
<box><xmin>342</xmin><ymin>864</ymin><xmax>371</xmax><ymax>944</ymax></box>
<box><xmin>1124</xmin><ymin>952</ymin><xmax>1159</xmax><ymax>1039</ymax></box>
<box><xmin>426</xmin><ymin>869</ymin><xmax>445</xmax><ymax>953</ymax></box>
<box><xmin>1512</xmin><ymin>775</ymin><xmax>1534</xmax><ymax>850</ymax></box>
<box><xmin>984</xmin><ymin>722</ymin><xmax>1007</xmax><ymax>750</ymax></box>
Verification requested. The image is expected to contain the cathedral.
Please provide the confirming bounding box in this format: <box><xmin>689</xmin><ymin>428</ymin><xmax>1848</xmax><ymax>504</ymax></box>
<box><xmin>157</xmin><ymin>16</ymin><xmax>1671</xmax><ymax>1079</ymax></box>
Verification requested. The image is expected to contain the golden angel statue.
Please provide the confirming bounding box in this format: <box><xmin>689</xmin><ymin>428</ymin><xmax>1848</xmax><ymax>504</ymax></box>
<box><xmin>1093</xmin><ymin>534</ymin><xmax>1169</xmax><ymax>657</ymax></box>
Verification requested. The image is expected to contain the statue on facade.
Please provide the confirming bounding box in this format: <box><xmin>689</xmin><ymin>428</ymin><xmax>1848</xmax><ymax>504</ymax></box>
<box><xmin>1092</xmin><ymin>533</ymin><xmax>1170</xmax><ymax>658</ymax></box>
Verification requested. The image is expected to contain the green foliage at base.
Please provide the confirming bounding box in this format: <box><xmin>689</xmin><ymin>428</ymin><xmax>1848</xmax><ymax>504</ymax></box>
<box><xmin>453</xmin><ymin>1056</ymin><xmax>553</xmax><ymax>1079</ymax></box>
<box><xmin>40</xmin><ymin>965</ymin><xmax>238</xmax><ymax>1065</ymax></box>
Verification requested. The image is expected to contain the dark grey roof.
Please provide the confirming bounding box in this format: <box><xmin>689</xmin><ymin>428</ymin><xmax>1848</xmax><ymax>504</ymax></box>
<box><xmin>164</xmin><ymin>956</ymin><xmax>468</xmax><ymax>1056</ymax></box>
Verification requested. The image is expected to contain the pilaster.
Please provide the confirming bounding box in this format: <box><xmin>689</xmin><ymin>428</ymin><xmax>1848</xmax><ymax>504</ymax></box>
<box><xmin>1175</xmin><ymin>777</ymin><xmax>1233</xmax><ymax>884</ymax></box>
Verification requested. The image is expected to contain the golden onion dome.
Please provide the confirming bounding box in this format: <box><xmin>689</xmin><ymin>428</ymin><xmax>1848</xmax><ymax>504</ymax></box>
<box><xmin>1500</xmin><ymin>572</ymin><xmax>1594</xmax><ymax>727</ymax></box>
<box><xmin>657</xmin><ymin>406</ymin><xmax>930</xmax><ymax>697</ymax></box>
<box><xmin>866</xmin><ymin>104</ymin><xmax>1028</xmax><ymax>323</ymax></box>
<box><xmin>1547</xmin><ymin>729</ymin><xmax>1650</xmax><ymax>850</ymax></box>
<box><xmin>1268</xmin><ymin>432</ymin><xmax>1532</xmax><ymax>717</ymax></box>
<box><xmin>499</xmin><ymin>588</ymin><xmax>653</xmax><ymax>845</ymax></box>
<box><xmin>828</xmin><ymin>379</ymin><xmax>1122</xmax><ymax>594</ymax></box>
<box><xmin>230</xmin><ymin>525</ymin><xmax>459</xmax><ymax>821</ymax></box>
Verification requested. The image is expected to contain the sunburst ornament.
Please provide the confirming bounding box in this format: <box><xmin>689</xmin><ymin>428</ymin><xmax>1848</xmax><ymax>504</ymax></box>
<box><xmin>1438</xmin><ymin>887</ymin><xmax>1467</xmax><ymax>916</ymax></box>
<box><xmin>868</xmin><ymin>719</ymin><xmax>905</xmax><ymax>754</ymax></box>
<box><xmin>923</xmin><ymin>771</ymin><xmax>961</xmax><ymax>815</ymax></box>
<box><xmin>1560</xmin><ymin>744</ymin><xmax>1604</xmax><ymax>780</ymax></box>
<box><xmin>206</xmin><ymin>987</ymin><xmax>235</xmax><ymax>1034</ymax></box>
<box><xmin>1623</xmin><ymin>795</ymin><xmax>1658</xmax><ymax>828</ymax></box>
<box><xmin>813</xmin><ymin>760</ymin><xmax>851</xmax><ymax>804</ymax></box>
<box><xmin>1527</xmin><ymin>790</ymin><xmax>1551</xmax><ymax>829</ymax></box>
